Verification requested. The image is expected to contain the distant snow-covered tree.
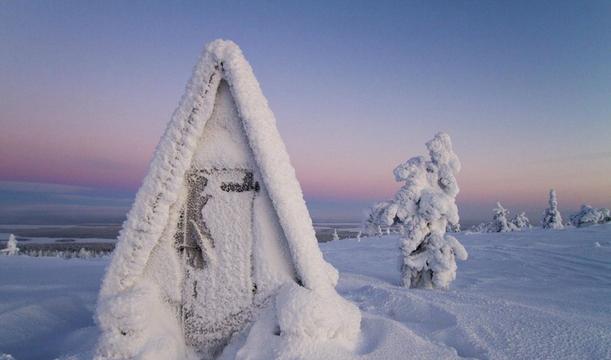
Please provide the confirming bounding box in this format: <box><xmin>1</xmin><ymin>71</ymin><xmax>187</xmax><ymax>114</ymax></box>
<box><xmin>512</xmin><ymin>212</ymin><xmax>531</xmax><ymax>230</ymax></box>
<box><xmin>398</xmin><ymin>224</ymin><xmax>405</xmax><ymax>235</ymax></box>
<box><xmin>469</xmin><ymin>222</ymin><xmax>489</xmax><ymax>233</ymax></box>
<box><xmin>77</xmin><ymin>248</ymin><xmax>92</xmax><ymax>259</ymax></box>
<box><xmin>363</xmin><ymin>201</ymin><xmax>390</xmax><ymax>236</ymax></box>
<box><xmin>1</xmin><ymin>234</ymin><xmax>19</xmax><ymax>256</ymax></box>
<box><xmin>542</xmin><ymin>189</ymin><xmax>564</xmax><ymax>229</ymax></box>
<box><xmin>446</xmin><ymin>222</ymin><xmax>461</xmax><ymax>233</ymax></box>
<box><xmin>569</xmin><ymin>205</ymin><xmax>611</xmax><ymax>227</ymax></box>
<box><xmin>332</xmin><ymin>228</ymin><xmax>340</xmax><ymax>241</ymax></box>
<box><xmin>362</xmin><ymin>132</ymin><xmax>467</xmax><ymax>289</ymax></box>
<box><xmin>489</xmin><ymin>202</ymin><xmax>517</xmax><ymax>233</ymax></box>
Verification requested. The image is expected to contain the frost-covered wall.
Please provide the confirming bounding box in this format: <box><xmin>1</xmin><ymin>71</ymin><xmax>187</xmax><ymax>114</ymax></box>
<box><xmin>95</xmin><ymin>39</ymin><xmax>359</xmax><ymax>359</ymax></box>
<box><xmin>362</xmin><ymin>133</ymin><xmax>467</xmax><ymax>289</ymax></box>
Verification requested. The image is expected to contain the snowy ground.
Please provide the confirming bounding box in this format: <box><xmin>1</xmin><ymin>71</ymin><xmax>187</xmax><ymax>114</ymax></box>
<box><xmin>1</xmin><ymin>225</ymin><xmax>610</xmax><ymax>359</ymax></box>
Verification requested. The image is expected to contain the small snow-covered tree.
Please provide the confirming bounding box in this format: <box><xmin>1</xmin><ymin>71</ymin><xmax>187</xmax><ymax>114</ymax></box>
<box><xmin>489</xmin><ymin>202</ymin><xmax>517</xmax><ymax>232</ymax></box>
<box><xmin>363</xmin><ymin>201</ymin><xmax>390</xmax><ymax>235</ymax></box>
<box><xmin>512</xmin><ymin>212</ymin><xmax>531</xmax><ymax>229</ymax></box>
<box><xmin>356</xmin><ymin>231</ymin><xmax>362</xmax><ymax>242</ymax></box>
<box><xmin>362</xmin><ymin>132</ymin><xmax>467</xmax><ymax>289</ymax></box>
<box><xmin>332</xmin><ymin>228</ymin><xmax>340</xmax><ymax>241</ymax></box>
<box><xmin>570</xmin><ymin>205</ymin><xmax>611</xmax><ymax>227</ymax></box>
<box><xmin>446</xmin><ymin>222</ymin><xmax>461</xmax><ymax>233</ymax></box>
<box><xmin>469</xmin><ymin>222</ymin><xmax>489</xmax><ymax>233</ymax></box>
<box><xmin>542</xmin><ymin>189</ymin><xmax>564</xmax><ymax>229</ymax></box>
<box><xmin>398</xmin><ymin>224</ymin><xmax>405</xmax><ymax>235</ymax></box>
<box><xmin>1</xmin><ymin>234</ymin><xmax>19</xmax><ymax>256</ymax></box>
<box><xmin>78</xmin><ymin>248</ymin><xmax>92</xmax><ymax>259</ymax></box>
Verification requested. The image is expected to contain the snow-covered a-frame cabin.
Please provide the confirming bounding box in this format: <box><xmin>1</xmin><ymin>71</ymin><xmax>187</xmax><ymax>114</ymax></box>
<box><xmin>95</xmin><ymin>40</ymin><xmax>360</xmax><ymax>359</ymax></box>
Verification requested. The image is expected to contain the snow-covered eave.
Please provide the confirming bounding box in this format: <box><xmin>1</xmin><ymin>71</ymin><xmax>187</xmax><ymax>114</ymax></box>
<box><xmin>99</xmin><ymin>39</ymin><xmax>335</xmax><ymax>300</ymax></box>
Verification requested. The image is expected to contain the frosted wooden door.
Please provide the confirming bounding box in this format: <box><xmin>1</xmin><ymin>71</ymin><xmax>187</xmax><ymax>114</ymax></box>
<box><xmin>175</xmin><ymin>168</ymin><xmax>259</xmax><ymax>357</ymax></box>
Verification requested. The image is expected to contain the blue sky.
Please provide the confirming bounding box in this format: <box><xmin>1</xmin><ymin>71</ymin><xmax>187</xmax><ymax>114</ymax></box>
<box><xmin>1</xmin><ymin>1</ymin><xmax>610</xmax><ymax>224</ymax></box>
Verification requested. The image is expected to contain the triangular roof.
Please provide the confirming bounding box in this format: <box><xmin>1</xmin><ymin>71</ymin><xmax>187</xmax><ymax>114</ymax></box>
<box><xmin>99</xmin><ymin>39</ymin><xmax>337</xmax><ymax>303</ymax></box>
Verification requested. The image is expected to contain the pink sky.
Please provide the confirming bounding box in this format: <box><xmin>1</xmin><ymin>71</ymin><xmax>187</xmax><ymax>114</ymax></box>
<box><xmin>1</xmin><ymin>1</ymin><xmax>610</xmax><ymax>223</ymax></box>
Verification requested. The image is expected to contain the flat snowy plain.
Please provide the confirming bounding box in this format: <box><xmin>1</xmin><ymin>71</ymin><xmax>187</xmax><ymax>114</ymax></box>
<box><xmin>1</xmin><ymin>225</ymin><xmax>610</xmax><ymax>359</ymax></box>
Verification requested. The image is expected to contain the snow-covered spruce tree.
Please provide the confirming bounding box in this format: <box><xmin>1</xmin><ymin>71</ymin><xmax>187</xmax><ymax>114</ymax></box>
<box><xmin>363</xmin><ymin>201</ymin><xmax>390</xmax><ymax>236</ymax></box>
<box><xmin>1</xmin><ymin>234</ymin><xmax>19</xmax><ymax>256</ymax></box>
<box><xmin>512</xmin><ymin>212</ymin><xmax>531</xmax><ymax>230</ymax></box>
<box><xmin>362</xmin><ymin>132</ymin><xmax>467</xmax><ymax>289</ymax></box>
<box><xmin>489</xmin><ymin>202</ymin><xmax>517</xmax><ymax>232</ymax></box>
<box><xmin>332</xmin><ymin>228</ymin><xmax>340</xmax><ymax>241</ymax></box>
<box><xmin>570</xmin><ymin>205</ymin><xmax>611</xmax><ymax>227</ymax></box>
<box><xmin>469</xmin><ymin>222</ymin><xmax>489</xmax><ymax>233</ymax></box>
<box><xmin>541</xmin><ymin>189</ymin><xmax>564</xmax><ymax>229</ymax></box>
<box><xmin>446</xmin><ymin>222</ymin><xmax>461</xmax><ymax>233</ymax></box>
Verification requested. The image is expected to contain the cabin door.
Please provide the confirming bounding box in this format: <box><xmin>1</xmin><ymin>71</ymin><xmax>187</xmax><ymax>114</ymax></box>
<box><xmin>175</xmin><ymin>167</ymin><xmax>259</xmax><ymax>358</ymax></box>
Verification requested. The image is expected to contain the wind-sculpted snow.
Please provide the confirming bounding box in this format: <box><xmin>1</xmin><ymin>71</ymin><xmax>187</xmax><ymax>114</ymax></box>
<box><xmin>2</xmin><ymin>225</ymin><xmax>611</xmax><ymax>359</ymax></box>
<box><xmin>322</xmin><ymin>226</ymin><xmax>611</xmax><ymax>359</ymax></box>
<box><xmin>95</xmin><ymin>39</ymin><xmax>359</xmax><ymax>359</ymax></box>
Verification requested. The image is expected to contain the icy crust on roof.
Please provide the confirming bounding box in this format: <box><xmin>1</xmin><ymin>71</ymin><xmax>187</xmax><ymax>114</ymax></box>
<box><xmin>95</xmin><ymin>39</ymin><xmax>359</xmax><ymax>359</ymax></box>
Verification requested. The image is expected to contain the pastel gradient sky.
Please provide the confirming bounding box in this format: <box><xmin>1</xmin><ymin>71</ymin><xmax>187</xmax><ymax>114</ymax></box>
<box><xmin>1</xmin><ymin>1</ymin><xmax>610</xmax><ymax>224</ymax></box>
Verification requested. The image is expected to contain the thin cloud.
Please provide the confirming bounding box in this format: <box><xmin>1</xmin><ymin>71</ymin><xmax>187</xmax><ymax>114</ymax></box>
<box><xmin>534</xmin><ymin>151</ymin><xmax>611</xmax><ymax>164</ymax></box>
<box><xmin>0</xmin><ymin>181</ymin><xmax>93</xmax><ymax>194</ymax></box>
